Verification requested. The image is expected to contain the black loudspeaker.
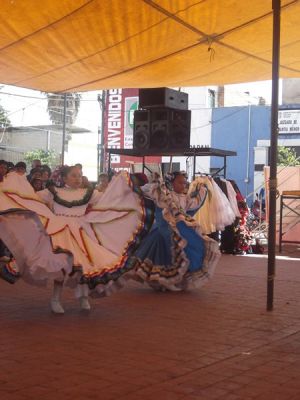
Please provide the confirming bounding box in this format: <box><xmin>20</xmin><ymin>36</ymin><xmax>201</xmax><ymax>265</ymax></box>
<box><xmin>133</xmin><ymin>110</ymin><xmax>150</xmax><ymax>150</ymax></box>
<box><xmin>150</xmin><ymin>109</ymin><xmax>169</xmax><ymax>150</ymax></box>
<box><xmin>170</xmin><ymin>109</ymin><xmax>192</xmax><ymax>148</ymax></box>
<box><xmin>139</xmin><ymin>88</ymin><xmax>188</xmax><ymax>110</ymax></box>
<box><xmin>133</xmin><ymin>108</ymin><xmax>191</xmax><ymax>151</ymax></box>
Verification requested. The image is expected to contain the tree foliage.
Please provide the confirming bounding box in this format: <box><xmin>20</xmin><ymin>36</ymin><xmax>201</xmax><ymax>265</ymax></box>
<box><xmin>0</xmin><ymin>103</ymin><xmax>11</xmax><ymax>128</ymax></box>
<box><xmin>24</xmin><ymin>149</ymin><xmax>60</xmax><ymax>169</ymax></box>
<box><xmin>277</xmin><ymin>146</ymin><xmax>300</xmax><ymax>166</ymax></box>
<box><xmin>46</xmin><ymin>93</ymin><xmax>81</xmax><ymax>125</ymax></box>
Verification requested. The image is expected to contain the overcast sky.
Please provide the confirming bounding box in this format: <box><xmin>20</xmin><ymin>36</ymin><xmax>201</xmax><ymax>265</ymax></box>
<box><xmin>0</xmin><ymin>85</ymin><xmax>102</xmax><ymax>132</ymax></box>
<box><xmin>0</xmin><ymin>80</ymin><xmax>278</xmax><ymax>129</ymax></box>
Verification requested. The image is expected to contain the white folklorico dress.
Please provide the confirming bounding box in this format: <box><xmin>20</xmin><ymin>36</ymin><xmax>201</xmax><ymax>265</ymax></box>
<box><xmin>0</xmin><ymin>172</ymin><xmax>154</xmax><ymax>296</ymax></box>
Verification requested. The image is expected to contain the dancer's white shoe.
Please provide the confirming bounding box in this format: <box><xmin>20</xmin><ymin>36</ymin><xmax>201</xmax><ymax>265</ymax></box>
<box><xmin>79</xmin><ymin>296</ymin><xmax>91</xmax><ymax>310</ymax></box>
<box><xmin>77</xmin><ymin>284</ymin><xmax>91</xmax><ymax>311</ymax></box>
<box><xmin>51</xmin><ymin>281</ymin><xmax>64</xmax><ymax>314</ymax></box>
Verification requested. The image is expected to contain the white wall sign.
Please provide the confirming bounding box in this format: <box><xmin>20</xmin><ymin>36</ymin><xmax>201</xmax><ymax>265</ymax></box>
<box><xmin>124</xmin><ymin>97</ymin><xmax>138</xmax><ymax>149</ymax></box>
<box><xmin>278</xmin><ymin>109</ymin><xmax>300</xmax><ymax>134</ymax></box>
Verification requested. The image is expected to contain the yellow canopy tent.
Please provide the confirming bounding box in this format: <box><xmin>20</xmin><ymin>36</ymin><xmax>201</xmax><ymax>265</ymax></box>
<box><xmin>0</xmin><ymin>0</ymin><xmax>296</xmax><ymax>310</ymax></box>
<box><xmin>0</xmin><ymin>0</ymin><xmax>299</xmax><ymax>92</ymax></box>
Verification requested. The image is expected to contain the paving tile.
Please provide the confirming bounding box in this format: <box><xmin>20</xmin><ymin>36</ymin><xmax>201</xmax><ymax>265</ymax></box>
<box><xmin>1</xmin><ymin>253</ymin><xmax>300</xmax><ymax>400</ymax></box>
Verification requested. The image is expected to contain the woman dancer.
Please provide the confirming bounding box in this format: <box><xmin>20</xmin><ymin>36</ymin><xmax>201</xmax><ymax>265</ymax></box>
<box><xmin>0</xmin><ymin>166</ymin><xmax>153</xmax><ymax>313</ymax></box>
<box><xmin>134</xmin><ymin>172</ymin><xmax>220</xmax><ymax>291</ymax></box>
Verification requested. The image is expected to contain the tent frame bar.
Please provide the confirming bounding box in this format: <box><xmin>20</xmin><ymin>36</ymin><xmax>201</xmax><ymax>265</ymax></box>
<box><xmin>106</xmin><ymin>147</ymin><xmax>235</xmax><ymax>179</ymax></box>
<box><xmin>61</xmin><ymin>93</ymin><xmax>67</xmax><ymax>165</ymax></box>
<box><xmin>267</xmin><ymin>0</ymin><xmax>281</xmax><ymax>311</ymax></box>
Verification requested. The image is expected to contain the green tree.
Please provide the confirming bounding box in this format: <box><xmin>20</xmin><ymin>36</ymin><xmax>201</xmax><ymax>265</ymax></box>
<box><xmin>45</xmin><ymin>93</ymin><xmax>81</xmax><ymax>125</ymax></box>
<box><xmin>24</xmin><ymin>149</ymin><xmax>59</xmax><ymax>169</ymax></box>
<box><xmin>277</xmin><ymin>146</ymin><xmax>300</xmax><ymax>166</ymax></box>
<box><xmin>0</xmin><ymin>103</ymin><xmax>11</xmax><ymax>128</ymax></box>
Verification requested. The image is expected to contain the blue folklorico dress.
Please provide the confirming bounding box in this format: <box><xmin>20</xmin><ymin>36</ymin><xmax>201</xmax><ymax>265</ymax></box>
<box><xmin>134</xmin><ymin>181</ymin><xmax>220</xmax><ymax>291</ymax></box>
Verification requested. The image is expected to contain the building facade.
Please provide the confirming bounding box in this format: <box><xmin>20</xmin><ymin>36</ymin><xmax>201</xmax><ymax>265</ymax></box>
<box><xmin>210</xmin><ymin>106</ymin><xmax>271</xmax><ymax>200</ymax></box>
<box><xmin>210</xmin><ymin>104</ymin><xmax>300</xmax><ymax>201</ymax></box>
<box><xmin>0</xmin><ymin>125</ymin><xmax>91</xmax><ymax>168</ymax></box>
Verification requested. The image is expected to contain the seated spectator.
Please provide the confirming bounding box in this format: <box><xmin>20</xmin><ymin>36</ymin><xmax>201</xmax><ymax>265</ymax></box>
<box><xmin>50</xmin><ymin>165</ymin><xmax>68</xmax><ymax>188</ymax></box>
<box><xmin>28</xmin><ymin>167</ymin><xmax>42</xmax><ymax>181</ymax></box>
<box><xmin>75</xmin><ymin>163</ymin><xmax>83</xmax><ymax>171</ymax></box>
<box><xmin>31</xmin><ymin>159</ymin><xmax>42</xmax><ymax>169</ymax></box>
<box><xmin>42</xmin><ymin>164</ymin><xmax>51</xmax><ymax>174</ymax></box>
<box><xmin>81</xmin><ymin>175</ymin><xmax>92</xmax><ymax>189</ymax></box>
<box><xmin>30</xmin><ymin>178</ymin><xmax>43</xmax><ymax>192</ymax></box>
<box><xmin>96</xmin><ymin>173</ymin><xmax>109</xmax><ymax>192</ymax></box>
<box><xmin>41</xmin><ymin>165</ymin><xmax>51</xmax><ymax>187</ymax></box>
<box><xmin>6</xmin><ymin>162</ymin><xmax>15</xmax><ymax>172</ymax></box>
<box><xmin>15</xmin><ymin>161</ymin><xmax>27</xmax><ymax>175</ymax></box>
<box><xmin>0</xmin><ymin>240</ymin><xmax>11</xmax><ymax>263</ymax></box>
<box><xmin>0</xmin><ymin>160</ymin><xmax>8</xmax><ymax>181</ymax></box>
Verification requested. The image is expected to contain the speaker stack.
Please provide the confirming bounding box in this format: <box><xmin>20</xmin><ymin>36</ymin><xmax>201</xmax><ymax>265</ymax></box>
<box><xmin>133</xmin><ymin>88</ymin><xmax>191</xmax><ymax>151</ymax></box>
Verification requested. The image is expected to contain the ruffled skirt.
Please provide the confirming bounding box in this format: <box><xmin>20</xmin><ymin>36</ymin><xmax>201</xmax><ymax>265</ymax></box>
<box><xmin>134</xmin><ymin>208</ymin><xmax>220</xmax><ymax>291</ymax></box>
<box><xmin>0</xmin><ymin>173</ymin><xmax>154</xmax><ymax>297</ymax></box>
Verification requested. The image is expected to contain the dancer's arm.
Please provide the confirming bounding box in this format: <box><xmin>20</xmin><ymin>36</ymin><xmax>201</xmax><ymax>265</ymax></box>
<box><xmin>140</xmin><ymin>183</ymin><xmax>158</xmax><ymax>198</ymax></box>
<box><xmin>186</xmin><ymin>183</ymin><xmax>208</xmax><ymax>211</ymax></box>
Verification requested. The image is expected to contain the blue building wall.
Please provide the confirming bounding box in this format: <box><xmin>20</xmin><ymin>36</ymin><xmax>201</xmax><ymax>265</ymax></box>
<box><xmin>211</xmin><ymin>106</ymin><xmax>271</xmax><ymax>198</ymax></box>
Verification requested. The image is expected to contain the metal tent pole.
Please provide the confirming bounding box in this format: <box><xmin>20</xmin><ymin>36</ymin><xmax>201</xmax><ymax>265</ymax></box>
<box><xmin>61</xmin><ymin>93</ymin><xmax>67</xmax><ymax>165</ymax></box>
<box><xmin>100</xmin><ymin>90</ymin><xmax>106</xmax><ymax>173</ymax></box>
<box><xmin>97</xmin><ymin>91</ymin><xmax>107</xmax><ymax>174</ymax></box>
<box><xmin>97</xmin><ymin>127</ymin><xmax>100</xmax><ymax>176</ymax></box>
<box><xmin>169</xmin><ymin>156</ymin><xmax>173</xmax><ymax>173</ymax></box>
<box><xmin>193</xmin><ymin>150</ymin><xmax>196</xmax><ymax>180</ymax></box>
<box><xmin>267</xmin><ymin>0</ymin><xmax>281</xmax><ymax>311</ymax></box>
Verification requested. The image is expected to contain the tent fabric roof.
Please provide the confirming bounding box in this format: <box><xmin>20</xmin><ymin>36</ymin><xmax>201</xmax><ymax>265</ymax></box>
<box><xmin>0</xmin><ymin>0</ymin><xmax>299</xmax><ymax>93</ymax></box>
